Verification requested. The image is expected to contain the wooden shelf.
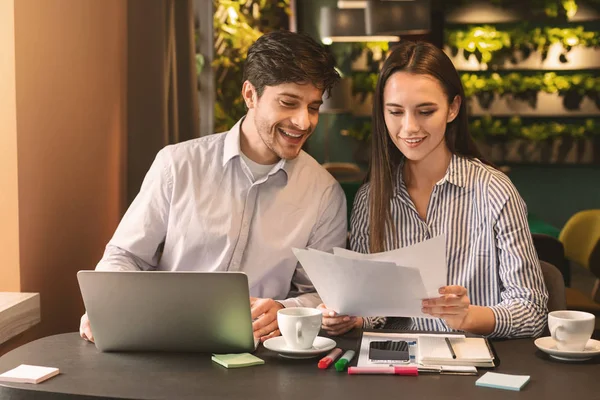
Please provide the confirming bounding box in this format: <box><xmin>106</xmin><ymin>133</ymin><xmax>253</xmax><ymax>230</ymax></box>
<box><xmin>0</xmin><ymin>292</ymin><xmax>40</xmax><ymax>345</ymax></box>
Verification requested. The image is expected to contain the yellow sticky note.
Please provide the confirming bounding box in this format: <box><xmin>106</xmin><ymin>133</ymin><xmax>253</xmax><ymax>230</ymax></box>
<box><xmin>211</xmin><ymin>353</ymin><xmax>265</xmax><ymax>369</ymax></box>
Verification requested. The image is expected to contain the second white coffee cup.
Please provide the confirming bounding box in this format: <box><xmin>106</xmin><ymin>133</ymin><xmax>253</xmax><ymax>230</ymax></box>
<box><xmin>277</xmin><ymin>307</ymin><xmax>322</xmax><ymax>350</ymax></box>
<box><xmin>548</xmin><ymin>310</ymin><xmax>595</xmax><ymax>351</ymax></box>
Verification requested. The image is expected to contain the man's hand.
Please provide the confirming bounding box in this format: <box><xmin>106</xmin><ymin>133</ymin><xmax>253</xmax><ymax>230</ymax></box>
<box><xmin>421</xmin><ymin>286</ymin><xmax>471</xmax><ymax>330</ymax></box>
<box><xmin>79</xmin><ymin>313</ymin><xmax>94</xmax><ymax>343</ymax></box>
<box><xmin>250</xmin><ymin>297</ymin><xmax>284</xmax><ymax>342</ymax></box>
<box><xmin>318</xmin><ymin>304</ymin><xmax>362</xmax><ymax>336</ymax></box>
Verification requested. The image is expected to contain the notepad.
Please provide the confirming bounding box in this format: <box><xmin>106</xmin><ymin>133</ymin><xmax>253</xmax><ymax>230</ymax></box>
<box><xmin>0</xmin><ymin>365</ymin><xmax>60</xmax><ymax>384</ymax></box>
<box><xmin>418</xmin><ymin>336</ymin><xmax>495</xmax><ymax>367</ymax></box>
<box><xmin>476</xmin><ymin>372</ymin><xmax>531</xmax><ymax>391</ymax></box>
<box><xmin>211</xmin><ymin>353</ymin><xmax>265</xmax><ymax>369</ymax></box>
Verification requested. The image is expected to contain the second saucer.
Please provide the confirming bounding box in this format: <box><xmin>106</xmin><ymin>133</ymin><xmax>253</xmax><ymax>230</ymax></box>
<box><xmin>534</xmin><ymin>336</ymin><xmax>600</xmax><ymax>361</ymax></box>
<box><xmin>263</xmin><ymin>336</ymin><xmax>336</xmax><ymax>359</ymax></box>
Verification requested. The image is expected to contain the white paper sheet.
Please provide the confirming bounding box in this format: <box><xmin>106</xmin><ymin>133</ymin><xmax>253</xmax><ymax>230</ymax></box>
<box><xmin>333</xmin><ymin>235</ymin><xmax>447</xmax><ymax>298</ymax></box>
<box><xmin>292</xmin><ymin>248</ymin><xmax>428</xmax><ymax>317</ymax></box>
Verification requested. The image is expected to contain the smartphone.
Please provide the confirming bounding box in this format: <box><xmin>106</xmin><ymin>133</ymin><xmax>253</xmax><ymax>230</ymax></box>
<box><xmin>368</xmin><ymin>340</ymin><xmax>410</xmax><ymax>364</ymax></box>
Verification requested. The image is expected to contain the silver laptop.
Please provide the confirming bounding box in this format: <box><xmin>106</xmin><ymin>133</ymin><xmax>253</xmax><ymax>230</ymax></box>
<box><xmin>77</xmin><ymin>271</ymin><xmax>255</xmax><ymax>353</ymax></box>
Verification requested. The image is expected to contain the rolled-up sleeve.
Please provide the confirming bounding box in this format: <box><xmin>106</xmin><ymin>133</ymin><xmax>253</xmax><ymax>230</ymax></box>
<box><xmin>488</xmin><ymin>177</ymin><xmax>548</xmax><ymax>338</ymax></box>
<box><xmin>279</xmin><ymin>182</ymin><xmax>348</xmax><ymax>308</ymax></box>
<box><xmin>96</xmin><ymin>149</ymin><xmax>173</xmax><ymax>272</ymax></box>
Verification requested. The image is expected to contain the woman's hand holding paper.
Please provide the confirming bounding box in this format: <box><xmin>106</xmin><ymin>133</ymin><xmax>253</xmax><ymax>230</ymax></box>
<box><xmin>421</xmin><ymin>286</ymin><xmax>471</xmax><ymax>331</ymax></box>
<box><xmin>318</xmin><ymin>304</ymin><xmax>363</xmax><ymax>336</ymax></box>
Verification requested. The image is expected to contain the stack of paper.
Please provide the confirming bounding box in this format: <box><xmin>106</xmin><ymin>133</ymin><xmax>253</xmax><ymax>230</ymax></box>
<box><xmin>418</xmin><ymin>336</ymin><xmax>495</xmax><ymax>367</ymax></box>
<box><xmin>293</xmin><ymin>235</ymin><xmax>447</xmax><ymax>318</ymax></box>
<box><xmin>0</xmin><ymin>365</ymin><xmax>60</xmax><ymax>384</ymax></box>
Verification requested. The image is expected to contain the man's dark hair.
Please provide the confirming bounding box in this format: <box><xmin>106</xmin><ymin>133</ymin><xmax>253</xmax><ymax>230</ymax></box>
<box><xmin>243</xmin><ymin>30</ymin><xmax>340</xmax><ymax>98</ymax></box>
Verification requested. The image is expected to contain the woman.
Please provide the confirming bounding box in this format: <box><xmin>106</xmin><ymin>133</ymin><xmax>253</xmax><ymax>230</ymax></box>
<box><xmin>319</xmin><ymin>41</ymin><xmax>548</xmax><ymax>338</ymax></box>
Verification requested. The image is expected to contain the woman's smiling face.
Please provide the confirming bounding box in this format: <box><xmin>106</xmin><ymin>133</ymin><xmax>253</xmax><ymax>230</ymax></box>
<box><xmin>383</xmin><ymin>71</ymin><xmax>460</xmax><ymax>163</ymax></box>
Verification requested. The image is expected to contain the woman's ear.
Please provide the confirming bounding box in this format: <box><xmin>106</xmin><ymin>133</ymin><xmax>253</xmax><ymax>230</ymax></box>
<box><xmin>241</xmin><ymin>80</ymin><xmax>257</xmax><ymax>109</ymax></box>
<box><xmin>447</xmin><ymin>95</ymin><xmax>462</xmax><ymax>123</ymax></box>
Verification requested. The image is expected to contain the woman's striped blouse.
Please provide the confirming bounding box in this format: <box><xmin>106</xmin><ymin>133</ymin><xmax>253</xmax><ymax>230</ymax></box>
<box><xmin>350</xmin><ymin>155</ymin><xmax>548</xmax><ymax>338</ymax></box>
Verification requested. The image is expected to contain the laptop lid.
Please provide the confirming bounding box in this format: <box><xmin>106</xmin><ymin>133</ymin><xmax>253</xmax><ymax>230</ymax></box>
<box><xmin>77</xmin><ymin>271</ymin><xmax>255</xmax><ymax>353</ymax></box>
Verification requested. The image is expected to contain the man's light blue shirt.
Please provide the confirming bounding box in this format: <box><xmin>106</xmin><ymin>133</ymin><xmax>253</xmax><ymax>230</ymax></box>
<box><xmin>96</xmin><ymin>119</ymin><xmax>348</xmax><ymax>307</ymax></box>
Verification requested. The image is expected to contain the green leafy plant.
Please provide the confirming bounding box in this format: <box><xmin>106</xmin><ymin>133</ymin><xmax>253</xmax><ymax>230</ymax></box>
<box><xmin>516</xmin><ymin>26</ymin><xmax>599</xmax><ymax>62</ymax></box>
<box><xmin>330</xmin><ymin>41</ymin><xmax>390</xmax><ymax>72</ymax></box>
<box><xmin>350</xmin><ymin>72</ymin><xmax>378</xmax><ymax>102</ymax></box>
<box><xmin>359</xmin><ymin>42</ymin><xmax>390</xmax><ymax>71</ymax></box>
<box><xmin>466</xmin><ymin>0</ymin><xmax>593</xmax><ymax>19</ymax></box>
<box><xmin>446</xmin><ymin>25</ymin><xmax>599</xmax><ymax>65</ymax></box>
<box><xmin>461</xmin><ymin>72</ymin><xmax>600</xmax><ymax>109</ymax></box>
<box><xmin>212</xmin><ymin>0</ymin><xmax>290</xmax><ymax>132</ymax></box>
<box><xmin>330</xmin><ymin>41</ymin><xmax>389</xmax><ymax>102</ymax></box>
<box><xmin>446</xmin><ymin>26</ymin><xmax>511</xmax><ymax>64</ymax></box>
<box><xmin>470</xmin><ymin>116</ymin><xmax>600</xmax><ymax>141</ymax></box>
<box><xmin>196</xmin><ymin>53</ymin><xmax>205</xmax><ymax>76</ymax></box>
<box><xmin>346</xmin><ymin>120</ymin><xmax>372</xmax><ymax>142</ymax></box>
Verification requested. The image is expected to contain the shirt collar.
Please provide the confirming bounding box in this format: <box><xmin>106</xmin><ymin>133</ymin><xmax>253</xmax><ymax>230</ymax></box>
<box><xmin>222</xmin><ymin>118</ymin><xmax>243</xmax><ymax>166</ymax></box>
<box><xmin>437</xmin><ymin>154</ymin><xmax>466</xmax><ymax>188</ymax></box>
<box><xmin>222</xmin><ymin>117</ymin><xmax>292</xmax><ymax>181</ymax></box>
<box><xmin>395</xmin><ymin>153</ymin><xmax>466</xmax><ymax>193</ymax></box>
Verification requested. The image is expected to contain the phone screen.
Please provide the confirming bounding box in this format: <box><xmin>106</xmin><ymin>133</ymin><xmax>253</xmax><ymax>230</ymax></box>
<box><xmin>368</xmin><ymin>340</ymin><xmax>410</xmax><ymax>363</ymax></box>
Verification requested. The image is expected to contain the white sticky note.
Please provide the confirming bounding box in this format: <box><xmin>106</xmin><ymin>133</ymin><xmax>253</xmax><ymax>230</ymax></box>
<box><xmin>476</xmin><ymin>372</ymin><xmax>530</xmax><ymax>391</ymax></box>
<box><xmin>0</xmin><ymin>364</ymin><xmax>60</xmax><ymax>384</ymax></box>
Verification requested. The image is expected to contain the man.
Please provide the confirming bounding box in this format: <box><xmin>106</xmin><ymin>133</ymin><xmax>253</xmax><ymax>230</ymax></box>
<box><xmin>79</xmin><ymin>30</ymin><xmax>347</xmax><ymax>343</ymax></box>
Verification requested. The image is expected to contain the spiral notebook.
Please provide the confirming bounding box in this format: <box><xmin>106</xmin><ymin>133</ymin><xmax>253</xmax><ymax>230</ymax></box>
<box><xmin>418</xmin><ymin>336</ymin><xmax>495</xmax><ymax>368</ymax></box>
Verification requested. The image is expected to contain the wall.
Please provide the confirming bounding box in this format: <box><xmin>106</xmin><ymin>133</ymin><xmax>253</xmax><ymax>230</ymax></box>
<box><xmin>127</xmin><ymin>0</ymin><xmax>168</xmax><ymax>205</ymax></box>
<box><xmin>11</xmin><ymin>0</ymin><xmax>127</xmax><ymax>340</ymax></box>
<box><xmin>510</xmin><ymin>165</ymin><xmax>600</xmax><ymax>229</ymax></box>
<box><xmin>0</xmin><ymin>0</ymin><xmax>21</xmax><ymax>292</ymax></box>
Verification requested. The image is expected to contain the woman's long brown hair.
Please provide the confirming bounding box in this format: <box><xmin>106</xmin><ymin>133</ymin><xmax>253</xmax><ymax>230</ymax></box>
<box><xmin>367</xmin><ymin>41</ymin><xmax>488</xmax><ymax>253</ymax></box>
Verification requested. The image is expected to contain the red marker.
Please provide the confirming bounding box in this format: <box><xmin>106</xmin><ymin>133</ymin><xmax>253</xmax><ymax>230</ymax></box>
<box><xmin>348</xmin><ymin>366</ymin><xmax>418</xmax><ymax>376</ymax></box>
<box><xmin>318</xmin><ymin>348</ymin><xmax>343</xmax><ymax>369</ymax></box>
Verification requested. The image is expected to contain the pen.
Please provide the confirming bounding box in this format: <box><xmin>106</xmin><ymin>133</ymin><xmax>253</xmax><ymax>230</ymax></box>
<box><xmin>334</xmin><ymin>350</ymin><xmax>355</xmax><ymax>372</ymax></box>
<box><xmin>318</xmin><ymin>348</ymin><xmax>343</xmax><ymax>369</ymax></box>
<box><xmin>347</xmin><ymin>366</ymin><xmax>418</xmax><ymax>376</ymax></box>
<box><xmin>445</xmin><ymin>337</ymin><xmax>457</xmax><ymax>359</ymax></box>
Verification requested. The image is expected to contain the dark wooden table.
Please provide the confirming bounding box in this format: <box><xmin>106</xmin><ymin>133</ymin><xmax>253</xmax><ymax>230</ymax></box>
<box><xmin>1</xmin><ymin>330</ymin><xmax>599</xmax><ymax>399</ymax></box>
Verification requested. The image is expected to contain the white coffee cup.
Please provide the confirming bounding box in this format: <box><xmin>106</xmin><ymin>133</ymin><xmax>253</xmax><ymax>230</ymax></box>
<box><xmin>277</xmin><ymin>307</ymin><xmax>322</xmax><ymax>350</ymax></box>
<box><xmin>548</xmin><ymin>310</ymin><xmax>595</xmax><ymax>351</ymax></box>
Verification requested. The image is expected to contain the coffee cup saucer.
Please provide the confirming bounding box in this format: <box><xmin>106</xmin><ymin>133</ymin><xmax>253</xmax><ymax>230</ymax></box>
<box><xmin>263</xmin><ymin>336</ymin><xmax>336</xmax><ymax>359</ymax></box>
<box><xmin>534</xmin><ymin>336</ymin><xmax>600</xmax><ymax>361</ymax></box>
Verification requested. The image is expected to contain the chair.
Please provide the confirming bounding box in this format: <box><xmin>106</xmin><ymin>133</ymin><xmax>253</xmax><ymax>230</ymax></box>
<box><xmin>531</xmin><ymin>233</ymin><xmax>570</xmax><ymax>287</ymax></box>
<box><xmin>322</xmin><ymin>162</ymin><xmax>365</xmax><ymax>183</ymax></box>
<box><xmin>558</xmin><ymin>210</ymin><xmax>600</xmax><ymax>314</ymax></box>
<box><xmin>539</xmin><ymin>260</ymin><xmax>566</xmax><ymax>312</ymax></box>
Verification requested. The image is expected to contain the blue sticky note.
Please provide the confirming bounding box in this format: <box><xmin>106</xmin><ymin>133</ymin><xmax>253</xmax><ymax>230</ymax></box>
<box><xmin>476</xmin><ymin>372</ymin><xmax>530</xmax><ymax>391</ymax></box>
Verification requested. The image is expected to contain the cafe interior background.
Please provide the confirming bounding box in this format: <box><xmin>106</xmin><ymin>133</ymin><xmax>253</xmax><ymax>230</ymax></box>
<box><xmin>1</xmin><ymin>0</ymin><xmax>599</xmax><ymax>355</ymax></box>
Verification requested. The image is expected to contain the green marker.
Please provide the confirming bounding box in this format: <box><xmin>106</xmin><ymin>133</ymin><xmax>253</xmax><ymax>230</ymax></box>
<box><xmin>334</xmin><ymin>350</ymin><xmax>356</xmax><ymax>372</ymax></box>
